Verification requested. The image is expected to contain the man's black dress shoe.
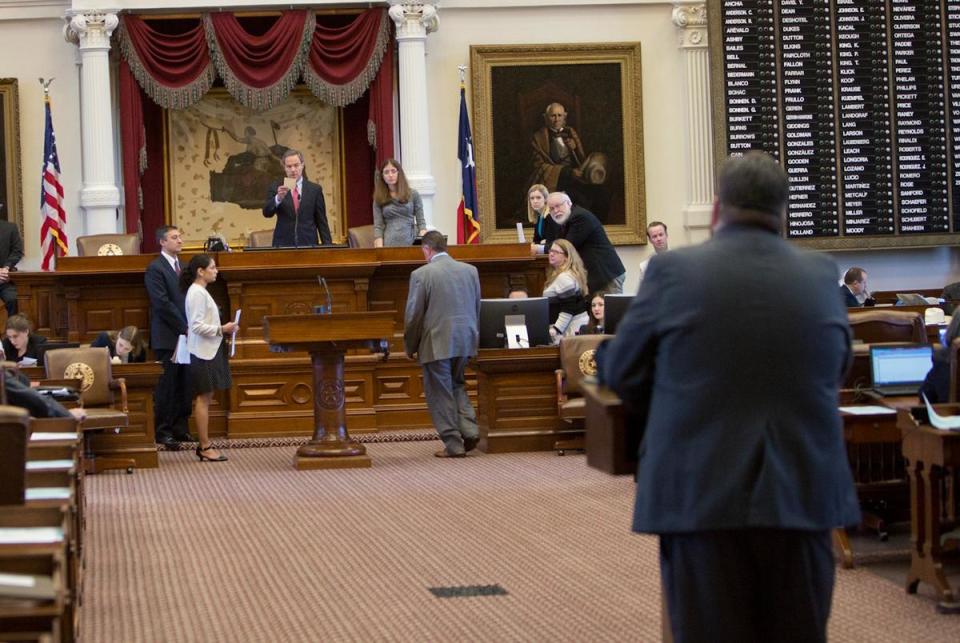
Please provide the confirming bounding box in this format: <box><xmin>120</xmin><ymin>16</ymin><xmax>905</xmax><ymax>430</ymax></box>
<box><xmin>463</xmin><ymin>436</ymin><xmax>480</xmax><ymax>453</ymax></box>
<box><xmin>173</xmin><ymin>432</ymin><xmax>194</xmax><ymax>443</ymax></box>
<box><xmin>157</xmin><ymin>435</ymin><xmax>180</xmax><ymax>450</ymax></box>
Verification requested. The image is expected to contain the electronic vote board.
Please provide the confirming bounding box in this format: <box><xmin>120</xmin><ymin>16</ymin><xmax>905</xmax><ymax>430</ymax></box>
<box><xmin>710</xmin><ymin>0</ymin><xmax>960</xmax><ymax>248</ymax></box>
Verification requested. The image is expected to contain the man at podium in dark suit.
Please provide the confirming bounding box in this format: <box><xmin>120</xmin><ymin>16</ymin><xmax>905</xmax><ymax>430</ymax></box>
<box><xmin>262</xmin><ymin>149</ymin><xmax>332</xmax><ymax>248</ymax></box>
<box><xmin>403</xmin><ymin>231</ymin><xmax>481</xmax><ymax>458</ymax></box>
<box><xmin>599</xmin><ymin>151</ymin><xmax>860</xmax><ymax>642</ymax></box>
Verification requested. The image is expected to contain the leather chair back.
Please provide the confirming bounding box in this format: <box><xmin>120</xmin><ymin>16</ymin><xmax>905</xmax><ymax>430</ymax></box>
<box><xmin>848</xmin><ymin>310</ymin><xmax>927</xmax><ymax>344</ymax></box>
<box><xmin>347</xmin><ymin>225</ymin><xmax>376</xmax><ymax>249</ymax></box>
<box><xmin>559</xmin><ymin>335</ymin><xmax>611</xmax><ymax>397</ymax></box>
<box><xmin>43</xmin><ymin>347</ymin><xmax>115</xmax><ymax>407</ymax></box>
<box><xmin>950</xmin><ymin>338</ymin><xmax>960</xmax><ymax>403</ymax></box>
<box><xmin>0</xmin><ymin>404</ymin><xmax>31</xmax><ymax>505</ymax></box>
<box><xmin>246</xmin><ymin>229</ymin><xmax>274</xmax><ymax>248</ymax></box>
<box><xmin>76</xmin><ymin>233</ymin><xmax>141</xmax><ymax>256</ymax></box>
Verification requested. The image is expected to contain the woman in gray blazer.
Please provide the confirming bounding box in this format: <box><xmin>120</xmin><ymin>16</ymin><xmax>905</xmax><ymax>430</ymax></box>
<box><xmin>372</xmin><ymin>159</ymin><xmax>427</xmax><ymax>247</ymax></box>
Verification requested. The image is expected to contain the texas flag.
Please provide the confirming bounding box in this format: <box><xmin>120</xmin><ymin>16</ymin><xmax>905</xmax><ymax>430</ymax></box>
<box><xmin>457</xmin><ymin>85</ymin><xmax>480</xmax><ymax>244</ymax></box>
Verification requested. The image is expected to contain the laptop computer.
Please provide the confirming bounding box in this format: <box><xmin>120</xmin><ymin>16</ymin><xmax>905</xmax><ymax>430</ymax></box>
<box><xmin>869</xmin><ymin>344</ymin><xmax>933</xmax><ymax>396</ymax></box>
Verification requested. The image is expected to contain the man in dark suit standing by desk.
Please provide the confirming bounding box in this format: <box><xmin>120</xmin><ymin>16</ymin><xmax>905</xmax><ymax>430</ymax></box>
<box><xmin>262</xmin><ymin>149</ymin><xmax>332</xmax><ymax>248</ymax></box>
<box><xmin>404</xmin><ymin>231</ymin><xmax>481</xmax><ymax>458</ymax></box>
<box><xmin>544</xmin><ymin>192</ymin><xmax>625</xmax><ymax>294</ymax></box>
<box><xmin>0</xmin><ymin>219</ymin><xmax>24</xmax><ymax>316</ymax></box>
<box><xmin>599</xmin><ymin>152</ymin><xmax>860</xmax><ymax>642</ymax></box>
<box><xmin>145</xmin><ymin>225</ymin><xmax>192</xmax><ymax>449</ymax></box>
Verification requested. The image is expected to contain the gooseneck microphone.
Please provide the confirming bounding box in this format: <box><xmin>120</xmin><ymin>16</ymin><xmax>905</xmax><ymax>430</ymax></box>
<box><xmin>316</xmin><ymin>276</ymin><xmax>333</xmax><ymax>314</ymax></box>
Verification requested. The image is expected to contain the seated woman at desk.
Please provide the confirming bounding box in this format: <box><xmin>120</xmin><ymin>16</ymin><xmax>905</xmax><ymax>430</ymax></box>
<box><xmin>372</xmin><ymin>159</ymin><xmax>426</xmax><ymax>247</ymax></box>
<box><xmin>543</xmin><ymin>239</ymin><xmax>590</xmax><ymax>343</ymax></box>
<box><xmin>920</xmin><ymin>314</ymin><xmax>960</xmax><ymax>403</ymax></box>
<box><xmin>2</xmin><ymin>313</ymin><xmax>46</xmax><ymax>364</ymax></box>
<box><xmin>90</xmin><ymin>325</ymin><xmax>146</xmax><ymax>364</ymax></box>
<box><xmin>578</xmin><ymin>292</ymin><xmax>606</xmax><ymax>335</ymax></box>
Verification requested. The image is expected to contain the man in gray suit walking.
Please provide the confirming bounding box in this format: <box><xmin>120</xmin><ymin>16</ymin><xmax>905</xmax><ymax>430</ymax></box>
<box><xmin>404</xmin><ymin>231</ymin><xmax>482</xmax><ymax>457</ymax></box>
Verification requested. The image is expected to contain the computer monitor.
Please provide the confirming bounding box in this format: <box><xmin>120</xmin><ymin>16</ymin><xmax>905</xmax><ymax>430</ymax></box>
<box><xmin>603</xmin><ymin>294</ymin><xmax>634</xmax><ymax>335</ymax></box>
<box><xmin>479</xmin><ymin>297</ymin><xmax>550</xmax><ymax>349</ymax></box>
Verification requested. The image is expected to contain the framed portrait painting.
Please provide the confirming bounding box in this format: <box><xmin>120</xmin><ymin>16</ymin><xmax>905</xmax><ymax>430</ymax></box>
<box><xmin>0</xmin><ymin>78</ymin><xmax>23</xmax><ymax>233</ymax></box>
<box><xmin>165</xmin><ymin>89</ymin><xmax>343</xmax><ymax>246</ymax></box>
<box><xmin>470</xmin><ymin>43</ymin><xmax>645</xmax><ymax>245</ymax></box>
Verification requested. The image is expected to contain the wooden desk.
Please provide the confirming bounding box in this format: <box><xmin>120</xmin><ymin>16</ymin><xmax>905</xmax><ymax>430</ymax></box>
<box><xmin>13</xmin><ymin>245</ymin><xmax>551</xmax><ymax>451</ymax></box>
<box><xmin>898</xmin><ymin>405</ymin><xmax>960</xmax><ymax>613</ymax></box>
<box><xmin>835</xmin><ymin>392</ymin><xmax>913</xmax><ymax>567</ymax></box>
<box><xmin>474</xmin><ymin>346</ymin><xmax>571</xmax><ymax>453</ymax></box>
<box><xmin>581</xmin><ymin>382</ymin><xmax>637</xmax><ymax>475</ymax></box>
<box><xmin>23</xmin><ymin>363</ymin><xmax>161</xmax><ymax>470</ymax></box>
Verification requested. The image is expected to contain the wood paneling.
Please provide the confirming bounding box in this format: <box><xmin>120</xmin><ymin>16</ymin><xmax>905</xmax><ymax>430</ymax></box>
<box><xmin>15</xmin><ymin>245</ymin><xmax>556</xmax><ymax>452</ymax></box>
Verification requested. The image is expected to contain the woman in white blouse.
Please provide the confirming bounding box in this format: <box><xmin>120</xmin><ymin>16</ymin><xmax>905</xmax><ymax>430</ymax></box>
<box><xmin>542</xmin><ymin>238</ymin><xmax>590</xmax><ymax>343</ymax></box>
<box><xmin>180</xmin><ymin>254</ymin><xmax>237</xmax><ymax>462</ymax></box>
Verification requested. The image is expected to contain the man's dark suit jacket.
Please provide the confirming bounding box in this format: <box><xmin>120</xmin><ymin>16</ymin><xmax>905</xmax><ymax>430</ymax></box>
<box><xmin>262</xmin><ymin>179</ymin><xmax>332</xmax><ymax>247</ymax></box>
<box><xmin>0</xmin><ymin>220</ymin><xmax>23</xmax><ymax>269</ymax></box>
<box><xmin>839</xmin><ymin>284</ymin><xmax>860</xmax><ymax>307</ymax></box>
<box><xmin>144</xmin><ymin>255</ymin><xmax>187</xmax><ymax>352</ymax></box>
<box><xmin>4</xmin><ymin>368</ymin><xmax>70</xmax><ymax>418</ymax></box>
<box><xmin>599</xmin><ymin>222</ymin><xmax>861</xmax><ymax>534</ymax></box>
<box><xmin>545</xmin><ymin>206</ymin><xmax>624</xmax><ymax>294</ymax></box>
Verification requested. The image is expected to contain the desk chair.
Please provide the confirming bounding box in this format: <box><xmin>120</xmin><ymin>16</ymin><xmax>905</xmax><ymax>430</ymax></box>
<box><xmin>245</xmin><ymin>229</ymin><xmax>274</xmax><ymax>248</ymax></box>
<box><xmin>43</xmin><ymin>347</ymin><xmax>133</xmax><ymax>475</ymax></box>
<box><xmin>848</xmin><ymin>309</ymin><xmax>927</xmax><ymax>344</ymax></box>
<box><xmin>347</xmin><ymin>224</ymin><xmax>376</xmax><ymax>249</ymax></box>
<box><xmin>0</xmin><ymin>405</ymin><xmax>31</xmax><ymax>505</ymax></box>
<box><xmin>554</xmin><ymin>335</ymin><xmax>612</xmax><ymax>455</ymax></box>
<box><xmin>75</xmin><ymin>233</ymin><xmax>141</xmax><ymax>256</ymax></box>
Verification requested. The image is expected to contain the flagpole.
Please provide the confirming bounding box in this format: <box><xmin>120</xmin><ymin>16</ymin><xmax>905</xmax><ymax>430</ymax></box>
<box><xmin>39</xmin><ymin>77</ymin><xmax>69</xmax><ymax>271</ymax></box>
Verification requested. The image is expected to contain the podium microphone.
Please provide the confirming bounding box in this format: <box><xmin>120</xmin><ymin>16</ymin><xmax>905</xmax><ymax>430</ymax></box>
<box><xmin>316</xmin><ymin>276</ymin><xmax>333</xmax><ymax>314</ymax></box>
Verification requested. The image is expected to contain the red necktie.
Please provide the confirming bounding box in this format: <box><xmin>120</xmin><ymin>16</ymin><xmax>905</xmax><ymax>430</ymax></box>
<box><xmin>174</xmin><ymin>259</ymin><xmax>181</xmax><ymax>275</ymax></box>
<box><xmin>292</xmin><ymin>186</ymin><xmax>301</xmax><ymax>212</ymax></box>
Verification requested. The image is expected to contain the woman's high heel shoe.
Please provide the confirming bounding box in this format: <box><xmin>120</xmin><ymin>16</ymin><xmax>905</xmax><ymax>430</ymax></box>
<box><xmin>196</xmin><ymin>445</ymin><xmax>228</xmax><ymax>462</ymax></box>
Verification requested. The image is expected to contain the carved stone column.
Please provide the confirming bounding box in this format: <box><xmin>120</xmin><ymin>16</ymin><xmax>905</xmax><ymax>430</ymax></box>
<box><xmin>64</xmin><ymin>10</ymin><xmax>121</xmax><ymax>236</ymax></box>
<box><xmin>388</xmin><ymin>1</ymin><xmax>438</xmax><ymax>229</ymax></box>
<box><xmin>673</xmin><ymin>3</ymin><xmax>714</xmax><ymax>239</ymax></box>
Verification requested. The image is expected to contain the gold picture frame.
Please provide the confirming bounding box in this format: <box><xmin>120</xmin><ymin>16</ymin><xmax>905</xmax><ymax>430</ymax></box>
<box><xmin>0</xmin><ymin>78</ymin><xmax>23</xmax><ymax>234</ymax></box>
<box><xmin>470</xmin><ymin>43</ymin><xmax>646</xmax><ymax>245</ymax></box>
<box><xmin>164</xmin><ymin>88</ymin><xmax>345</xmax><ymax>247</ymax></box>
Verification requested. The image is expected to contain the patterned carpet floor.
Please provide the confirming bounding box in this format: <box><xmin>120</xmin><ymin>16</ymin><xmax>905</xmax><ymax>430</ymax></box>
<box><xmin>80</xmin><ymin>442</ymin><xmax>960</xmax><ymax>642</ymax></box>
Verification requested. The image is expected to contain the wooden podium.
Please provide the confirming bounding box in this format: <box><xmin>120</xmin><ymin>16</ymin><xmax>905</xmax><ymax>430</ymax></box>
<box><xmin>263</xmin><ymin>311</ymin><xmax>395</xmax><ymax>470</ymax></box>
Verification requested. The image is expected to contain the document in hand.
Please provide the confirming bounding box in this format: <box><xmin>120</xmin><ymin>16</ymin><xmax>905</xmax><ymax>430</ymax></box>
<box><xmin>173</xmin><ymin>334</ymin><xmax>190</xmax><ymax>365</ymax></box>
<box><xmin>230</xmin><ymin>309</ymin><xmax>241</xmax><ymax>357</ymax></box>
<box><xmin>922</xmin><ymin>393</ymin><xmax>960</xmax><ymax>430</ymax></box>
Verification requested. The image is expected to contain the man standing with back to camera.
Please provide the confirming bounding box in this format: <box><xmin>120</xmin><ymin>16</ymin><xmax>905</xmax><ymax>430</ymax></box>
<box><xmin>262</xmin><ymin>149</ymin><xmax>332</xmax><ymax>248</ymax></box>
<box><xmin>404</xmin><ymin>231</ymin><xmax>482</xmax><ymax>458</ymax></box>
<box><xmin>598</xmin><ymin>151</ymin><xmax>860</xmax><ymax>642</ymax></box>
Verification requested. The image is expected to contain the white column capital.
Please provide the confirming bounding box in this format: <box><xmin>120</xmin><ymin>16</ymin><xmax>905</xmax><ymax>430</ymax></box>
<box><xmin>64</xmin><ymin>10</ymin><xmax>119</xmax><ymax>50</ymax></box>
<box><xmin>388</xmin><ymin>2</ymin><xmax>439</xmax><ymax>38</ymax></box>
<box><xmin>672</xmin><ymin>3</ymin><xmax>708</xmax><ymax>49</ymax></box>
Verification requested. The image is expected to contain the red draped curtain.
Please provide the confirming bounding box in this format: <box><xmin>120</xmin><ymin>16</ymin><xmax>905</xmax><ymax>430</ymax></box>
<box><xmin>117</xmin><ymin>10</ymin><xmax>394</xmax><ymax>249</ymax></box>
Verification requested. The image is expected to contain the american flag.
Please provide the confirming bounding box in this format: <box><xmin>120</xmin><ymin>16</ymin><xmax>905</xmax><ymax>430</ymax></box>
<box><xmin>40</xmin><ymin>93</ymin><xmax>68</xmax><ymax>271</ymax></box>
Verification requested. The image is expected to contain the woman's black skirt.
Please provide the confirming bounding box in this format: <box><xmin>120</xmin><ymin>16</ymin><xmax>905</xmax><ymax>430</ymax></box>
<box><xmin>189</xmin><ymin>340</ymin><xmax>232</xmax><ymax>395</ymax></box>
